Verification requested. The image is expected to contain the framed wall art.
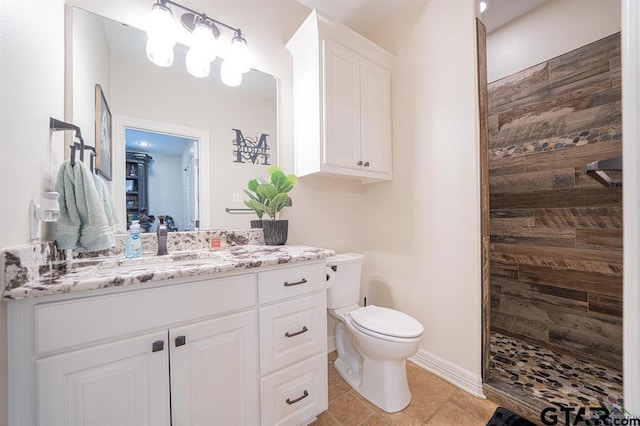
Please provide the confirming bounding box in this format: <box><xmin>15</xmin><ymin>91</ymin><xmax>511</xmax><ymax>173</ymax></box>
<box><xmin>95</xmin><ymin>83</ymin><xmax>112</xmax><ymax>180</ymax></box>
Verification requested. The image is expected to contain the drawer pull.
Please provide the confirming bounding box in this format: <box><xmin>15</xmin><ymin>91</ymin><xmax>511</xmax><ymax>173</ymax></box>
<box><xmin>285</xmin><ymin>326</ymin><xmax>309</xmax><ymax>338</ymax></box>
<box><xmin>286</xmin><ymin>390</ymin><xmax>309</xmax><ymax>405</ymax></box>
<box><xmin>152</xmin><ymin>340</ymin><xmax>164</xmax><ymax>352</ymax></box>
<box><xmin>175</xmin><ymin>335</ymin><xmax>186</xmax><ymax>347</ymax></box>
<box><xmin>364</xmin><ymin>161</ymin><xmax>370</xmax><ymax>167</ymax></box>
<box><xmin>284</xmin><ymin>278</ymin><xmax>307</xmax><ymax>287</ymax></box>
<box><xmin>357</xmin><ymin>160</ymin><xmax>363</xmax><ymax>166</ymax></box>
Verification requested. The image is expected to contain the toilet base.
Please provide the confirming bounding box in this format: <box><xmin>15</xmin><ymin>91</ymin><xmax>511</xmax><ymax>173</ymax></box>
<box><xmin>334</xmin><ymin>353</ymin><xmax>412</xmax><ymax>413</ymax></box>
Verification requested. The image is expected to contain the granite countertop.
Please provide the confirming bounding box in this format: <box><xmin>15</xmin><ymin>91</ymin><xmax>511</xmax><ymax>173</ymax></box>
<box><xmin>2</xmin><ymin>245</ymin><xmax>335</xmax><ymax>301</ymax></box>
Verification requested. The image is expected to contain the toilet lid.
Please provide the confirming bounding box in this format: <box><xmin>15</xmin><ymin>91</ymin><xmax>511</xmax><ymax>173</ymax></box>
<box><xmin>350</xmin><ymin>305</ymin><xmax>424</xmax><ymax>339</ymax></box>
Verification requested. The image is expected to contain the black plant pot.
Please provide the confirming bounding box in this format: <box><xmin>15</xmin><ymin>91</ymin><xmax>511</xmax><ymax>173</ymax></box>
<box><xmin>263</xmin><ymin>220</ymin><xmax>288</xmax><ymax>245</ymax></box>
<box><xmin>250</xmin><ymin>219</ymin><xmax>263</xmax><ymax>229</ymax></box>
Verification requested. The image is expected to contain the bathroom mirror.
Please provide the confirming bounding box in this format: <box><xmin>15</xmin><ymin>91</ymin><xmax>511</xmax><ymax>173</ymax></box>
<box><xmin>69</xmin><ymin>7</ymin><xmax>277</xmax><ymax>231</ymax></box>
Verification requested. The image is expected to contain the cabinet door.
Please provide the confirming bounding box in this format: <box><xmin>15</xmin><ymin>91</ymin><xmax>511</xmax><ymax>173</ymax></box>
<box><xmin>322</xmin><ymin>39</ymin><xmax>361</xmax><ymax>170</ymax></box>
<box><xmin>360</xmin><ymin>57</ymin><xmax>392</xmax><ymax>174</ymax></box>
<box><xmin>37</xmin><ymin>330</ymin><xmax>170</xmax><ymax>426</ymax></box>
<box><xmin>170</xmin><ymin>310</ymin><xmax>259</xmax><ymax>426</ymax></box>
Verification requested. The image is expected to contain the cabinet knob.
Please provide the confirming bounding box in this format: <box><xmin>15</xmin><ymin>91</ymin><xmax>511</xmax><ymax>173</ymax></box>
<box><xmin>286</xmin><ymin>390</ymin><xmax>309</xmax><ymax>405</ymax></box>
<box><xmin>364</xmin><ymin>161</ymin><xmax>370</xmax><ymax>167</ymax></box>
<box><xmin>152</xmin><ymin>340</ymin><xmax>165</xmax><ymax>352</ymax></box>
<box><xmin>357</xmin><ymin>160</ymin><xmax>363</xmax><ymax>166</ymax></box>
<box><xmin>285</xmin><ymin>326</ymin><xmax>309</xmax><ymax>338</ymax></box>
<box><xmin>175</xmin><ymin>335</ymin><xmax>186</xmax><ymax>347</ymax></box>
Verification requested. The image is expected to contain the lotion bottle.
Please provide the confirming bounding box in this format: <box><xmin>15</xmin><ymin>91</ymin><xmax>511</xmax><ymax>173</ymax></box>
<box><xmin>125</xmin><ymin>220</ymin><xmax>143</xmax><ymax>258</ymax></box>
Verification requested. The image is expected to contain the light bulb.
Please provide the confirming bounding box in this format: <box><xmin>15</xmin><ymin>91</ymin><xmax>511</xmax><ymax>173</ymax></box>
<box><xmin>186</xmin><ymin>22</ymin><xmax>216</xmax><ymax>78</ymax></box>
<box><xmin>190</xmin><ymin>22</ymin><xmax>217</xmax><ymax>61</ymax></box>
<box><xmin>146</xmin><ymin>38</ymin><xmax>174</xmax><ymax>67</ymax></box>
<box><xmin>186</xmin><ymin>48</ymin><xmax>211</xmax><ymax>78</ymax></box>
<box><xmin>146</xmin><ymin>3</ymin><xmax>175</xmax><ymax>40</ymax></box>
<box><xmin>145</xmin><ymin>3</ymin><xmax>176</xmax><ymax>67</ymax></box>
<box><xmin>227</xmin><ymin>31</ymin><xmax>251</xmax><ymax>73</ymax></box>
<box><xmin>220</xmin><ymin>59</ymin><xmax>242</xmax><ymax>87</ymax></box>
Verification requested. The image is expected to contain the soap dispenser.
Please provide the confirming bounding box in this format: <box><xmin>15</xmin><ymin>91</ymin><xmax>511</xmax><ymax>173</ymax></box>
<box><xmin>125</xmin><ymin>220</ymin><xmax>143</xmax><ymax>258</ymax></box>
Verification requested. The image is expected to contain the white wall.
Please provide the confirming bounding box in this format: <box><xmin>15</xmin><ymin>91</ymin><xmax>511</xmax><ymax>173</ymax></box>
<box><xmin>623</xmin><ymin>0</ymin><xmax>640</xmax><ymax>411</ymax></box>
<box><xmin>365</xmin><ymin>0</ymin><xmax>482</xmax><ymax>381</ymax></box>
<box><xmin>0</xmin><ymin>0</ymin><xmax>66</xmax><ymax>248</ymax></box>
<box><xmin>146</xmin><ymin>152</ymin><xmax>184</xmax><ymax>231</ymax></box>
<box><xmin>0</xmin><ymin>1</ymin><xmax>66</xmax><ymax>423</ymax></box>
<box><xmin>71</xmin><ymin>7</ymin><xmax>111</xmax><ymax>161</ymax></box>
<box><xmin>487</xmin><ymin>0</ymin><xmax>621</xmax><ymax>82</ymax></box>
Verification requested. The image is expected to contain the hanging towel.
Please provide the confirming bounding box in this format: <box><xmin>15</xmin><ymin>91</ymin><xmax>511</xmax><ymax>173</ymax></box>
<box><xmin>54</xmin><ymin>160</ymin><xmax>115</xmax><ymax>252</ymax></box>
<box><xmin>94</xmin><ymin>174</ymin><xmax>120</xmax><ymax>234</ymax></box>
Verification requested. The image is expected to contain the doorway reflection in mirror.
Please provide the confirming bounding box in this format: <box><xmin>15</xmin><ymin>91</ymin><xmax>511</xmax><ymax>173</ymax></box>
<box><xmin>125</xmin><ymin>128</ymin><xmax>198</xmax><ymax>233</ymax></box>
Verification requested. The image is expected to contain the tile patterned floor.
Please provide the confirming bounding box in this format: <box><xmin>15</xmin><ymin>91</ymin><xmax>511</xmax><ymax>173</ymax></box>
<box><xmin>313</xmin><ymin>352</ymin><xmax>499</xmax><ymax>426</ymax></box>
<box><xmin>490</xmin><ymin>332</ymin><xmax>624</xmax><ymax>409</ymax></box>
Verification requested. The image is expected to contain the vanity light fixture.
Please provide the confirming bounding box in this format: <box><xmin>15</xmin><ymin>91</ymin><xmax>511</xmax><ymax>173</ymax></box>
<box><xmin>145</xmin><ymin>0</ymin><xmax>251</xmax><ymax>85</ymax></box>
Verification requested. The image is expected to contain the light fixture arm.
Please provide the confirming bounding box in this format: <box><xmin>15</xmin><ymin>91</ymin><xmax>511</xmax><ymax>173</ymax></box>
<box><xmin>158</xmin><ymin>0</ymin><xmax>241</xmax><ymax>33</ymax></box>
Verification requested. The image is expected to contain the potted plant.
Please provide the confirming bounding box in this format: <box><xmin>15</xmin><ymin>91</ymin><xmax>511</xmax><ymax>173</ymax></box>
<box><xmin>244</xmin><ymin>178</ymin><xmax>267</xmax><ymax>228</ymax></box>
<box><xmin>244</xmin><ymin>166</ymin><xmax>297</xmax><ymax>245</ymax></box>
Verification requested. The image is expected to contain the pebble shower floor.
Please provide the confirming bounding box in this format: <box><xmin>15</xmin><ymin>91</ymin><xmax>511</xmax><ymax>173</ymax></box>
<box><xmin>490</xmin><ymin>332</ymin><xmax>623</xmax><ymax>411</ymax></box>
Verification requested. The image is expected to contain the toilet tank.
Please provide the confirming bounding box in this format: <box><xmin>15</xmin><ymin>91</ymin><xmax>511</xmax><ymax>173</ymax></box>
<box><xmin>326</xmin><ymin>253</ymin><xmax>365</xmax><ymax>309</ymax></box>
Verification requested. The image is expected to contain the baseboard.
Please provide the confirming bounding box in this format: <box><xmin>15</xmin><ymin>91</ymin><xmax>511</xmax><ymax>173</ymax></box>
<box><xmin>409</xmin><ymin>348</ymin><xmax>485</xmax><ymax>398</ymax></box>
<box><xmin>327</xmin><ymin>335</ymin><xmax>336</xmax><ymax>353</ymax></box>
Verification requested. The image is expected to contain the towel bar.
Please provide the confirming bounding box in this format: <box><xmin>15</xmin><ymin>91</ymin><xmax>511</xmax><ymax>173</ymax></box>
<box><xmin>225</xmin><ymin>208</ymin><xmax>254</xmax><ymax>214</ymax></box>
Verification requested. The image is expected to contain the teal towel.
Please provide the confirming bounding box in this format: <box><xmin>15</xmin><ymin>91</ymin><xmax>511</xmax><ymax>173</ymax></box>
<box><xmin>94</xmin><ymin>174</ymin><xmax>120</xmax><ymax>234</ymax></box>
<box><xmin>54</xmin><ymin>160</ymin><xmax>115</xmax><ymax>252</ymax></box>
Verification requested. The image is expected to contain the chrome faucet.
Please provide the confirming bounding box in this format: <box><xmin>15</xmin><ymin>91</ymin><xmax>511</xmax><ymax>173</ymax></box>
<box><xmin>157</xmin><ymin>216</ymin><xmax>168</xmax><ymax>256</ymax></box>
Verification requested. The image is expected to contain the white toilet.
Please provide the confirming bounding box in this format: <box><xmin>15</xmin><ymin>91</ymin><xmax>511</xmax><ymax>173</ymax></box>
<box><xmin>326</xmin><ymin>253</ymin><xmax>424</xmax><ymax>413</ymax></box>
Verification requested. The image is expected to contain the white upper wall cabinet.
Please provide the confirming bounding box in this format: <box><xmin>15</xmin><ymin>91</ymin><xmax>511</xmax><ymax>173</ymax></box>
<box><xmin>286</xmin><ymin>10</ymin><xmax>394</xmax><ymax>183</ymax></box>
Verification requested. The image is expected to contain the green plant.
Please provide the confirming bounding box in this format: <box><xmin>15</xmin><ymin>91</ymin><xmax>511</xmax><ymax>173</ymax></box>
<box><xmin>244</xmin><ymin>166</ymin><xmax>297</xmax><ymax>220</ymax></box>
<box><xmin>243</xmin><ymin>178</ymin><xmax>267</xmax><ymax>220</ymax></box>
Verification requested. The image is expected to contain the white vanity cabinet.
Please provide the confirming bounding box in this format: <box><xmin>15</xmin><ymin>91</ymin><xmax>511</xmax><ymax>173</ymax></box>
<box><xmin>287</xmin><ymin>10</ymin><xmax>394</xmax><ymax>183</ymax></box>
<box><xmin>257</xmin><ymin>263</ymin><xmax>329</xmax><ymax>426</ymax></box>
<box><xmin>7</xmin><ymin>261</ymin><xmax>329</xmax><ymax>426</ymax></box>
<box><xmin>37</xmin><ymin>329</ymin><xmax>172</xmax><ymax>425</ymax></box>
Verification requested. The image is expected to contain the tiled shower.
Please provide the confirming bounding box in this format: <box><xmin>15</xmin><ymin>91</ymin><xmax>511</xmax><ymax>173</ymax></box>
<box><xmin>486</xmin><ymin>33</ymin><xmax>623</xmax><ymax>411</ymax></box>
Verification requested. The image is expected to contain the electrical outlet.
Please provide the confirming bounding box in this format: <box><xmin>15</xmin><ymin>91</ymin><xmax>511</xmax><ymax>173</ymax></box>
<box><xmin>232</xmin><ymin>192</ymin><xmax>243</xmax><ymax>203</ymax></box>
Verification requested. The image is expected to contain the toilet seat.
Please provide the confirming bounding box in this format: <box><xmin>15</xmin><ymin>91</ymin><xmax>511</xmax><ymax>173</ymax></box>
<box><xmin>349</xmin><ymin>305</ymin><xmax>424</xmax><ymax>342</ymax></box>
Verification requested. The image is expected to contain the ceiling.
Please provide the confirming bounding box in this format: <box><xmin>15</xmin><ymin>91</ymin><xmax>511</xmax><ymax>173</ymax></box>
<box><xmin>294</xmin><ymin>0</ymin><xmax>553</xmax><ymax>34</ymax></box>
<box><xmin>125</xmin><ymin>128</ymin><xmax>194</xmax><ymax>157</ymax></box>
<box><xmin>482</xmin><ymin>0</ymin><xmax>553</xmax><ymax>33</ymax></box>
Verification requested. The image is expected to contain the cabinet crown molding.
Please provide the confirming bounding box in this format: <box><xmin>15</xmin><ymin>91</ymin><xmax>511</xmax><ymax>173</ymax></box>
<box><xmin>286</xmin><ymin>9</ymin><xmax>394</xmax><ymax>69</ymax></box>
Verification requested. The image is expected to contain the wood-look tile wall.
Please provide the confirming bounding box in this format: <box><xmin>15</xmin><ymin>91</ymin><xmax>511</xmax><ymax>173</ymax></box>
<box><xmin>488</xmin><ymin>33</ymin><xmax>622</xmax><ymax>370</ymax></box>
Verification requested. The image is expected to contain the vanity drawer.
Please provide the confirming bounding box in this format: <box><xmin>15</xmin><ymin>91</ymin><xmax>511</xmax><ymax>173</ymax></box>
<box><xmin>34</xmin><ymin>274</ymin><xmax>256</xmax><ymax>355</ymax></box>
<box><xmin>259</xmin><ymin>292</ymin><xmax>327</xmax><ymax>374</ymax></box>
<box><xmin>258</xmin><ymin>263</ymin><xmax>327</xmax><ymax>304</ymax></box>
<box><xmin>260</xmin><ymin>353</ymin><xmax>328</xmax><ymax>426</ymax></box>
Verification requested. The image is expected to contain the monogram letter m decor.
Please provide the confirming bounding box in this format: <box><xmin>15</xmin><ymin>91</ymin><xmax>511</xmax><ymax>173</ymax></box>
<box><xmin>232</xmin><ymin>128</ymin><xmax>271</xmax><ymax>165</ymax></box>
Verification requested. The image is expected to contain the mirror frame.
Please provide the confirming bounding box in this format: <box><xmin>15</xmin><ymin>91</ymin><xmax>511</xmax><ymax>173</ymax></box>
<box><xmin>113</xmin><ymin>115</ymin><xmax>211</xmax><ymax>232</ymax></box>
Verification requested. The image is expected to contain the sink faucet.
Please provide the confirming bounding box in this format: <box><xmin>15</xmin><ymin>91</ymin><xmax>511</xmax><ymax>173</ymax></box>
<box><xmin>157</xmin><ymin>216</ymin><xmax>168</xmax><ymax>256</ymax></box>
